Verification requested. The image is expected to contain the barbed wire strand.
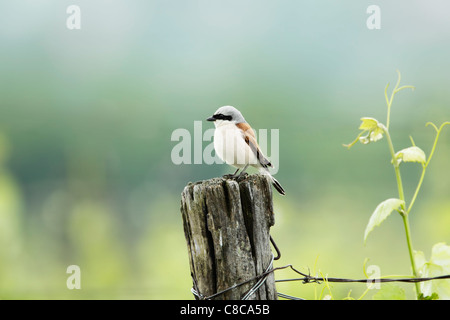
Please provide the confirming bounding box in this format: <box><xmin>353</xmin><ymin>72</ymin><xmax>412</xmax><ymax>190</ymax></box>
<box><xmin>277</xmin><ymin>292</ymin><xmax>305</xmax><ymax>300</ymax></box>
<box><xmin>190</xmin><ymin>235</ymin><xmax>450</xmax><ymax>300</ymax></box>
<box><xmin>241</xmin><ymin>254</ymin><xmax>275</xmax><ymax>300</ymax></box>
<box><xmin>191</xmin><ymin>262</ymin><xmax>450</xmax><ymax>300</ymax></box>
<box><xmin>276</xmin><ymin>263</ymin><xmax>450</xmax><ymax>284</ymax></box>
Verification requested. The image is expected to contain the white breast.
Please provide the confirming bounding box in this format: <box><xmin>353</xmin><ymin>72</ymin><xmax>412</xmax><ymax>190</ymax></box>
<box><xmin>214</xmin><ymin>122</ymin><xmax>258</xmax><ymax>168</ymax></box>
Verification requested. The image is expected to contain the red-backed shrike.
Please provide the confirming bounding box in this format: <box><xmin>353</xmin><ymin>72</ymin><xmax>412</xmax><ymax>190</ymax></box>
<box><xmin>207</xmin><ymin>106</ymin><xmax>285</xmax><ymax>195</ymax></box>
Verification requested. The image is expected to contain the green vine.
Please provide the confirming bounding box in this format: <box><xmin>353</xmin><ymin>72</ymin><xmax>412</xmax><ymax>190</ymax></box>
<box><xmin>344</xmin><ymin>71</ymin><xmax>450</xmax><ymax>299</ymax></box>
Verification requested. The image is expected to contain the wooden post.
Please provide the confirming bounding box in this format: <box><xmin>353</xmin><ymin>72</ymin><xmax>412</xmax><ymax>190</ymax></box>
<box><xmin>180</xmin><ymin>174</ymin><xmax>277</xmax><ymax>300</ymax></box>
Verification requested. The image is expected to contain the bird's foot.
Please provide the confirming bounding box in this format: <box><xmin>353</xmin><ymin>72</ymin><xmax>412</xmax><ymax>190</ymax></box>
<box><xmin>223</xmin><ymin>172</ymin><xmax>248</xmax><ymax>182</ymax></box>
<box><xmin>222</xmin><ymin>173</ymin><xmax>237</xmax><ymax>179</ymax></box>
<box><xmin>235</xmin><ymin>172</ymin><xmax>249</xmax><ymax>182</ymax></box>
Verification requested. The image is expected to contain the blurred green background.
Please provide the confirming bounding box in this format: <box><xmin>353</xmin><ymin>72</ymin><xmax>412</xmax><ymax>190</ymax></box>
<box><xmin>1</xmin><ymin>1</ymin><xmax>449</xmax><ymax>299</ymax></box>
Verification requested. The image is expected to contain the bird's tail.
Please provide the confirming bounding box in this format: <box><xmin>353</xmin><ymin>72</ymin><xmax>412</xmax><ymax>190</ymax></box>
<box><xmin>259</xmin><ymin>168</ymin><xmax>285</xmax><ymax>196</ymax></box>
<box><xmin>271</xmin><ymin>175</ymin><xmax>286</xmax><ymax>195</ymax></box>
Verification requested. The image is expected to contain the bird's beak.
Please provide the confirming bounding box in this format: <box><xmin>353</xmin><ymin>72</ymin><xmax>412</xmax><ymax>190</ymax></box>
<box><xmin>206</xmin><ymin>116</ymin><xmax>216</xmax><ymax>121</ymax></box>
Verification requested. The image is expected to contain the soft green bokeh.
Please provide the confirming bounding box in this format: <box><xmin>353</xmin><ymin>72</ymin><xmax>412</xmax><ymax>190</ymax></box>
<box><xmin>0</xmin><ymin>1</ymin><xmax>449</xmax><ymax>299</ymax></box>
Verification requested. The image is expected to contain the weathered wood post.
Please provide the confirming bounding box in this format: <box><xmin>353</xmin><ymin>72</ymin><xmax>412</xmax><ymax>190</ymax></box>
<box><xmin>181</xmin><ymin>174</ymin><xmax>277</xmax><ymax>300</ymax></box>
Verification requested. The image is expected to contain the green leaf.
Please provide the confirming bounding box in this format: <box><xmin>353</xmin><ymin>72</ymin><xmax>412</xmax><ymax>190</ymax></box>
<box><xmin>364</xmin><ymin>198</ymin><xmax>405</xmax><ymax>243</ymax></box>
<box><xmin>359</xmin><ymin>117</ymin><xmax>379</xmax><ymax>130</ymax></box>
<box><xmin>416</xmin><ymin>243</ymin><xmax>450</xmax><ymax>300</ymax></box>
<box><xmin>394</xmin><ymin>146</ymin><xmax>426</xmax><ymax>164</ymax></box>
<box><xmin>373</xmin><ymin>284</ymin><xmax>406</xmax><ymax>300</ymax></box>
<box><xmin>344</xmin><ymin>117</ymin><xmax>384</xmax><ymax>149</ymax></box>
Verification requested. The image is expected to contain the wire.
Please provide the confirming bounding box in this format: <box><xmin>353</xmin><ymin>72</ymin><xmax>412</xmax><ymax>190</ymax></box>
<box><xmin>190</xmin><ymin>262</ymin><xmax>450</xmax><ymax>300</ymax></box>
<box><xmin>242</xmin><ymin>254</ymin><xmax>275</xmax><ymax>300</ymax></box>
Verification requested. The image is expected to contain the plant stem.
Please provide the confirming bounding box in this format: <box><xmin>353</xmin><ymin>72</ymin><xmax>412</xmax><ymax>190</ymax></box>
<box><xmin>382</xmin><ymin>124</ymin><xmax>420</xmax><ymax>299</ymax></box>
<box><xmin>407</xmin><ymin>166</ymin><xmax>426</xmax><ymax>214</ymax></box>
<box><xmin>381</xmin><ymin>125</ymin><xmax>405</xmax><ymax>205</ymax></box>
<box><xmin>401</xmin><ymin>214</ymin><xmax>421</xmax><ymax>298</ymax></box>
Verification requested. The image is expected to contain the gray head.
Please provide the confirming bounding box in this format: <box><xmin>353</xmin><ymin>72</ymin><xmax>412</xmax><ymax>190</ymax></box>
<box><xmin>206</xmin><ymin>106</ymin><xmax>246</xmax><ymax>124</ymax></box>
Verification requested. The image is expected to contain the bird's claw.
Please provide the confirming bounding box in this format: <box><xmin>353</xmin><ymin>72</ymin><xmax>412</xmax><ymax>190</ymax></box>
<box><xmin>222</xmin><ymin>173</ymin><xmax>237</xmax><ymax>179</ymax></box>
<box><xmin>223</xmin><ymin>172</ymin><xmax>248</xmax><ymax>181</ymax></box>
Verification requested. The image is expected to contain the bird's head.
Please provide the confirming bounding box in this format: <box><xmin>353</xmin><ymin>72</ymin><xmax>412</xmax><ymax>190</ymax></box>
<box><xmin>207</xmin><ymin>106</ymin><xmax>246</xmax><ymax>127</ymax></box>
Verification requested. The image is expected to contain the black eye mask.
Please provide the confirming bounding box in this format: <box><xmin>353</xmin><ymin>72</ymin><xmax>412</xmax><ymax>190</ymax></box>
<box><xmin>213</xmin><ymin>113</ymin><xmax>232</xmax><ymax>121</ymax></box>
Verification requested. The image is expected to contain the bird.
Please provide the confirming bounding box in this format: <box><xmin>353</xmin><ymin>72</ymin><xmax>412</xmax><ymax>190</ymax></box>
<box><xmin>207</xmin><ymin>106</ymin><xmax>285</xmax><ymax>195</ymax></box>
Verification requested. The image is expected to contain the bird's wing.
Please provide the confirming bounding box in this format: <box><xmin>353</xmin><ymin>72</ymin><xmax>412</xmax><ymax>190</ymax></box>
<box><xmin>236</xmin><ymin>122</ymin><xmax>272</xmax><ymax>168</ymax></box>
